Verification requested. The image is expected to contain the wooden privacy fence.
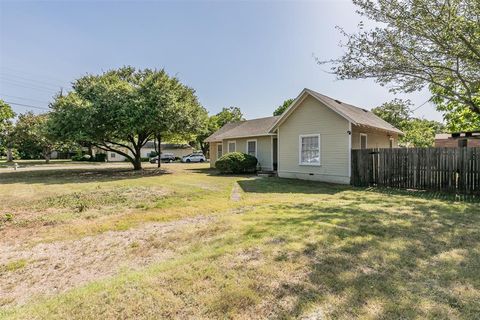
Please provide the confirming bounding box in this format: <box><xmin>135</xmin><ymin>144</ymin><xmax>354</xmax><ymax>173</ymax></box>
<box><xmin>351</xmin><ymin>147</ymin><xmax>480</xmax><ymax>194</ymax></box>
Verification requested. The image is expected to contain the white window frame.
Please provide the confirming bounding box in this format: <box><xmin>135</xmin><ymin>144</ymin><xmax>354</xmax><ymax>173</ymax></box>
<box><xmin>246</xmin><ymin>139</ymin><xmax>257</xmax><ymax>157</ymax></box>
<box><xmin>299</xmin><ymin>134</ymin><xmax>321</xmax><ymax>166</ymax></box>
<box><xmin>228</xmin><ymin>140</ymin><xmax>236</xmax><ymax>153</ymax></box>
<box><xmin>360</xmin><ymin>133</ymin><xmax>368</xmax><ymax>149</ymax></box>
<box><xmin>217</xmin><ymin>143</ymin><xmax>223</xmax><ymax>159</ymax></box>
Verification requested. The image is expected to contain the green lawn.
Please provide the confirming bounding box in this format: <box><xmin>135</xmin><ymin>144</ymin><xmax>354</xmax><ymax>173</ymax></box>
<box><xmin>0</xmin><ymin>163</ymin><xmax>479</xmax><ymax>319</ymax></box>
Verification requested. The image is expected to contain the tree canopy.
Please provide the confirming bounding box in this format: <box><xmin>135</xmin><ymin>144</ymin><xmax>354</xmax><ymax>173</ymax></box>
<box><xmin>371</xmin><ymin>98</ymin><xmax>411</xmax><ymax>130</ymax></box>
<box><xmin>372</xmin><ymin>99</ymin><xmax>444</xmax><ymax>147</ymax></box>
<box><xmin>50</xmin><ymin>67</ymin><xmax>207</xmax><ymax>170</ymax></box>
<box><xmin>11</xmin><ymin>112</ymin><xmax>60</xmax><ymax>162</ymax></box>
<box><xmin>273</xmin><ymin>99</ymin><xmax>294</xmax><ymax>116</ymax></box>
<box><xmin>0</xmin><ymin>100</ymin><xmax>15</xmax><ymax>158</ymax></box>
<box><xmin>321</xmin><ymin>0</ymin><xmax>480</xmax><ymax>123</ymax></box>
<box><xmin>196</xmin><ymin>107</ymin><xmax>244</xmax><ymax>155</ymax></box>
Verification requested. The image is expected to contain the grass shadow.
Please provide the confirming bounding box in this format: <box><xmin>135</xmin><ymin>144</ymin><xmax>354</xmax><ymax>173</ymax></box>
<box><xmin>255</xmin><ymin>197</ymin><xmax>480</xmax><ymax>318</ymax></box>
<box><xmin>238</xmin><ymin>177</ymin><xmax>350</xmax><ymax>195</ymax></box>
<box><xmin>0</xmin><ymin>167</ymin><xmax>171</xmax><ymax>185</ymax></box>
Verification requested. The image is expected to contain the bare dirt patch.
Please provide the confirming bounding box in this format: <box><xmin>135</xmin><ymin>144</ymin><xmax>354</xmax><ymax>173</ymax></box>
<box><xmin>0</xmin><ymin>215</ymin><xmax>214</xmax><ymax>307</ymax></box>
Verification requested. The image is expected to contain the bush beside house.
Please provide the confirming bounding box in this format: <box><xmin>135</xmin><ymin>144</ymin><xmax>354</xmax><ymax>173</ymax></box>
<box><xmin>215</xmin><ymin>152</ymin><xmax>257</xmax><ymax>174</ymax></box>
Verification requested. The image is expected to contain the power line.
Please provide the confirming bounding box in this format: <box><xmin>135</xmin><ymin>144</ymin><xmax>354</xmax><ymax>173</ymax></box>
<box><xmin>0</xmin><ymin>94</ymin><xmax>50</xmax><ymax>104</ymax></box>
<box><xmin>0</xmin><ymin>66</ymin><xmax>68</xmax><ymax>86</ymax></box>
<box><xmin>0</xmin><ymin>77</ymin><xmax>60</xmax><ymax>91</ymax></box>
<box><xmin>0</xmin><ymin>79</ymin><xmax>60</xmax><ymax>93</ymax></box>
<box><xmin>4</xmin><ymin>100</ymin><xmax>50</xmax><ymax>111</ymax></box>
<box><xmin>0</xmin><ymin>72</ymin><xmax>65</xmax><ymax>89</ymax></box>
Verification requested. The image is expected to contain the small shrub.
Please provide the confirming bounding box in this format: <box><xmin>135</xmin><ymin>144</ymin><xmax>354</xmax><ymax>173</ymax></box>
<box><xmin>72</xmin><ymin>154</ymin><xmax>91</xmax><ymax>161</ymax></box>
<box><xmin>215</xmin><ymin>152</ymin><xmax>258</xmax><ymax>174</ymax></box>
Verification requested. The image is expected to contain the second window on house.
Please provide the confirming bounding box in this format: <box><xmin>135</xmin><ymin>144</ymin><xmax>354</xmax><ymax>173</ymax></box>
<box><xmin>228</xmin><ymin>141</ymin><xmax>236</xmax><ymax>153</ymax></box>
<box><xmin>217</xmin><ymin>143</ymin><xmax>223</xmax><ymax>159</ymax></box>
<box><xmin>246</xmin><ymin>140</ymin><xmax>257</xmax><ymax>157</ymax></box>
<box><xmin>299</xmin><ymin>134</ymin><xmax>320</xmax><ymax>165</ymax></box>
<box><xmin>360</xmin><ymin>133</ymin><xmax>368</xmax><ymax>149</ymax></box>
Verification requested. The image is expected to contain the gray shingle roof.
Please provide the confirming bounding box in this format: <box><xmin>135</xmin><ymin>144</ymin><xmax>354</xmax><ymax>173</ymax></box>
<box><xmin>303</xmin><ymin>89</ymin><xmax>403</xmax><ymax>135</ymax></box>
<box><xmin>206</xmin><ymin>88</ymin><xmax>403</xmax><ymax>143</ymax></box>
<box><xmin>205</xmin><ymin>116</ymin><xmax>280</xmax><ymax>142</ymax></box>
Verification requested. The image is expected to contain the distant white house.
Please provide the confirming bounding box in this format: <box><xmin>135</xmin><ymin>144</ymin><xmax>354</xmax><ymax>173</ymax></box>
<box><xmin>104</xmin><ymin>142</ymin><xmax>195</xmax><ymax>162</ymax></box>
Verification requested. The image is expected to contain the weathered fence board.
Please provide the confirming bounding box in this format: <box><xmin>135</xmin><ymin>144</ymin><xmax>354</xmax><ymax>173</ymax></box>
<box><xmin>351</xmin><ymin>147</ymin><xmax>480</xmax><ymax>194</ymax></box>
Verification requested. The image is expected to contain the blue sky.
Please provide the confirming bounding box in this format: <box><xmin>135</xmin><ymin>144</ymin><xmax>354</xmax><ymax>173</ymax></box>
<box><xmin>0</xmin><ymin>0</ymin><xmax>442</xmax><ymax>122</ymax></box>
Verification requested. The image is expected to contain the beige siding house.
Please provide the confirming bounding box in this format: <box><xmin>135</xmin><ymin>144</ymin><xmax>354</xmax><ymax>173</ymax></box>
<box><xmin>206</xmin><ymin>88</ymin><xmax>403</xmax><ymax>184</ymax></box>
<box><xmin>207</xmin><ymin>116</ymin><xmax>279</xmax><ymax>171</ymax></box>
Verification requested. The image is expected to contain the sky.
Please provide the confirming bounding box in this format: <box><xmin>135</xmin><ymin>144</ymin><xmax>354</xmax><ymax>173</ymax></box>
<box><xmin>0</xmin><ymin>0</ymin><xmax>443</xmax><ymax>122</ymax></box>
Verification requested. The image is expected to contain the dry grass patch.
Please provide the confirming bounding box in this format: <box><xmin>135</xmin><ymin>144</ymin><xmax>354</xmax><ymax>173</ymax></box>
<box><xmin>1</xmin><ymin>163</ymin><xmax>480</xmax><ymax>319</ymax></box>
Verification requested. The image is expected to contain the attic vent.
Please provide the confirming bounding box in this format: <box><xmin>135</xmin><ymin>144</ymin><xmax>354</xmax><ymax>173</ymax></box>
<box><xmin>334</xmin><ymin>99</ymin><xmax>342</xmax><ymax>104</ymax></box>
<box><xmin>362</xmin><ymin>108</ymin><xmax>368</xmax><ymax>112</ymax></box>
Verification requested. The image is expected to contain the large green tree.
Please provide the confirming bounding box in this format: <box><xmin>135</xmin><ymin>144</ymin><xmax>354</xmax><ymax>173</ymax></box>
<box><xmin>50</xmin><ymin>67</ymin><xmax>207</xmax><ymax>170</ymax></box>
<box><xmin>371</xmin><ymin>98</ymin><xmax>412</xmax><ymax>130</ymax></box>
<box><xmin>11</xmin><ymin>112</ymin><xmax>60</xmax><ymax>162</ymax></box>
<box><xmin>372</xmin><ymin>99</ymin><xmax>444</xmax><ymax>147</ymax></box>
<box><xmin>402</xmin><ymin>118</ymin><xmax>445</xmax><ymax>148</ymax></box>
<box><xmin>321</xmin><ymin>0</ymin><xmax>480</xmax><ymax>120</ymax></box>
<box><xmin>273</xmin><ymin>99</ymin><xmax>294</xmax><ymax>116</ymax></box>
<box><xmin>0</xmin><ymin>100</ymin><xmax>16</xmax><ymax>160</ymax></box>
<box><xmin>432</xmin><ymin>86</ymin><xmax>480</xmax><ymax>131</ymax></box>
<box><xmin>196</xmin><ymin>107</ymin><xmax>244</xmax><ymax>156</ymax></box>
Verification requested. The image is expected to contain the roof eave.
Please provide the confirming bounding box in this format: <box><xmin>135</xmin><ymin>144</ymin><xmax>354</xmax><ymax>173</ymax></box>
<box><xmin>268</xmin><ymin>89</ymin><xmax>359</xmax><ymax>132</ymax></box>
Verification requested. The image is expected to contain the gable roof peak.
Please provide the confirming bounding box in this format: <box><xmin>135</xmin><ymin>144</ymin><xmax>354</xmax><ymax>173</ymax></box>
<box><xmin>270</xmin><ymin>88</ymin><xmax>403</xmax><ymax>135</ymax></box>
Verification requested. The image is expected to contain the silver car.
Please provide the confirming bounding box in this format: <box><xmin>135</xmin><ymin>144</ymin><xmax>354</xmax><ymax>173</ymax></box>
<box><xmin>181</xmin><ymin>153</ymin><xmax>206</xmax><ymax>163</ymax></box>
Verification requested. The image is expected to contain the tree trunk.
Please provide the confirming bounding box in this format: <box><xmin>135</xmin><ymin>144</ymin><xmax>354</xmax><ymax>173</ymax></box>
<box><xmin>43</xmin><ymin>148</ymin><xmax>51</xmax><ymax>163</ymax></box>
<box><xmin>6</xmin><ymin>148</ymin><xmax>13</xmax><ymax>162</ymax></box>
<box><xmin>88</xmin><ymin>144</ymin><xmax>93</xmax><ymax>157</ymax></box>
<box><xmin>132</xmin><ymin>158</ymin><xmax>142</xmax><ymax>170</ymax></box>
<box><xmin>201</xmin><ymin>142</ymin><xmax>209</xmax><ymax>158</ymax></box>
<box><xmin>157</xmin><ymin>134</ymin><xmax>161</xmax><ymax>168</ymax></box>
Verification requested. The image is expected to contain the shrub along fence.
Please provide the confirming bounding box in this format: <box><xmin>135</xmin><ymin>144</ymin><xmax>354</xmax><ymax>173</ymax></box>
<box><xmin>351</xmin><ymin>147</ymin><xmax>480</xmax><ymax>194</ymax></box>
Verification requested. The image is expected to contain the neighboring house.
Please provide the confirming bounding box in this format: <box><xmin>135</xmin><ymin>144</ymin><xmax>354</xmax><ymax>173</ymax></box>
<box><xmin>435</xmin><ymin>131</ymin><xmax>480</xmax><ymax>148</ymax></box>
<box><xmin>104</xmin><ymin>142</ymin><xmax>194</xmax><ymax>162</ymax></box>
<box><xmin>206</xmin><ymin>88</ymin><xmax>403</xmax><ymax>184</ymax></box>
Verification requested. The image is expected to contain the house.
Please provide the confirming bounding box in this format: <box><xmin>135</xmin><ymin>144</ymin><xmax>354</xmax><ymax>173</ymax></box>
<box><xmin>206</xmin><ymin>88</ymin><xmax>403</xmax><ymax>184</ymax></box>
<box><xmin>435</xmin><ymin>131</ymin><xmax>480</xmax><ymax>148</ymax></box>
<box><xmin>105</xmin><ymin>142</ymin><xmax>195</xmax><ymax>162</ymax></box>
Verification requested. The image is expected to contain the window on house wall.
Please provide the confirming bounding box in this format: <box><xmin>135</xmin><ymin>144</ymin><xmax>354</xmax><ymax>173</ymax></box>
<box><xmin>247</xmin><ymin>140</ymin><xmax>257</xmax><ymax>157</ymax></box>
<box><xmin>299</xmin><ymin>134</ymin><xmax>320</xmax><ymax>165</ymax></box>
<box><xmin>360</xmin><ymin>134</ymin><xmax>368</xmax><ymax>149</ymax></box>
<box><xmin>228</xmin><ymin>141</ymin><xmax>236</xmax><ymax>153</ymax></box>
<box><xmin>389</xmin><ymin>138</ymin><xmax>394</xmax><ymax>148</ymax></box>
<box><xmin>217</xmin><ymin>143</ymin><xmax>223</xmax><ymax>159</ymax></box>
<box><xmin>111</xmin><ymin>153</ymin><xmax>116</xmax><ymax>158</ymax></box>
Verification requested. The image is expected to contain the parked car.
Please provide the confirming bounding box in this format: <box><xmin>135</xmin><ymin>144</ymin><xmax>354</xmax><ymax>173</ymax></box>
<box><xmin>182</xmin><ymin>152</ymin><xmax>206</xmax><ymax>163</ymax></box>
<box><xmin>149</xmin><ymin>152</ymin><xmax>176</xmax><ymax>163</ymax></box>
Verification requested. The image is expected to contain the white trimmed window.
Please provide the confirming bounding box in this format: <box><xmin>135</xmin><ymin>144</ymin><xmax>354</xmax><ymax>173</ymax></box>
<box><xmin>217</xmin><ymin>143</ymin><xmax>223</xmax><ymax>159</ymax></box>
<box><xmin>228</xmin><ymin>141</ymin><xmax>236</xmax><ymax>153</ymax></box>
<box><xmin>299</xmin><ymin>134</ymin><xmax>320</xmax><ymax>165</ymax></box>
<box><xmin>246</xmin><ymin>140</ymin><xmax>257</xmax><ymax>157</ymax></box>
<box><xmin>360</xmin><ymin>133</ymin><xmax>368</xmax><ymax>149</ymax></box>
